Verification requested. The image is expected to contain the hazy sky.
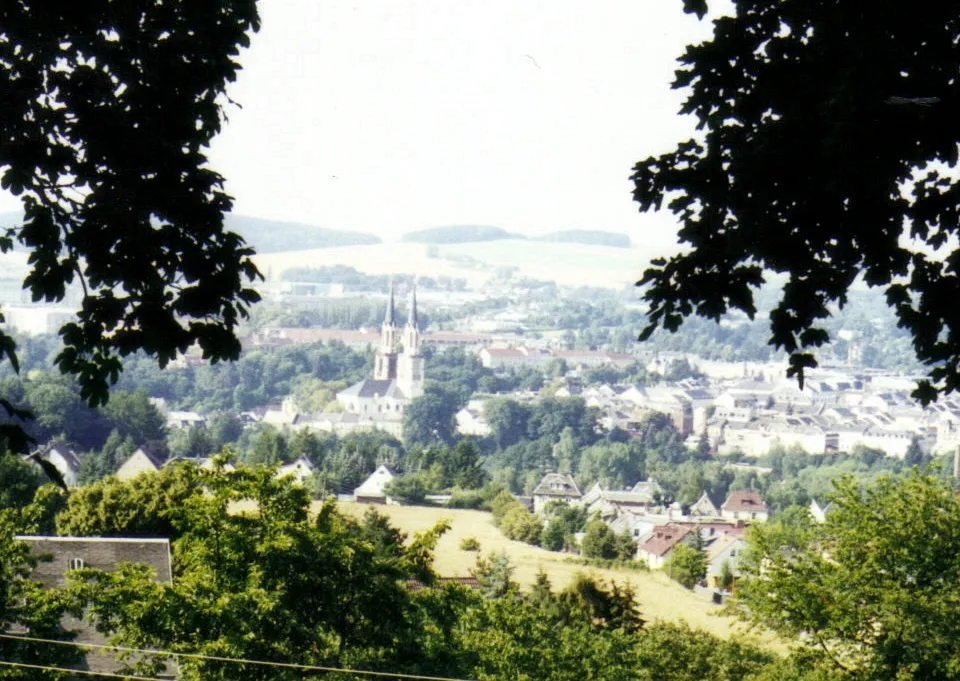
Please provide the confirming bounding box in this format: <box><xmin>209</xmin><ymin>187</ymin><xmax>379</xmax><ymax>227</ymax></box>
<box><xmin>0</xmin><ymin>1</ymin><xmax>728</xmax><ymax>244</ymax></box>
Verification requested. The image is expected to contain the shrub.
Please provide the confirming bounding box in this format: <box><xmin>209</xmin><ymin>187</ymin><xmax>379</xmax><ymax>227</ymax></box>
<box><xmin>500</xmin><ymin>506</ymin><xmax>543</xmax><ymax>545</ymax></box>
<box><xmin>580</xmin><ymin>520</ymin><xmax>617</xmax><ymax>559</ymax></box>
<box><xmin>459</xmin><ymin>536</ymin><xmax>481</xmax><ymax>551</ymax></box>
<box><xmin>447</xmin><ymin>488</ymin><xmax>485</xmax><ymax>510</ymax></box>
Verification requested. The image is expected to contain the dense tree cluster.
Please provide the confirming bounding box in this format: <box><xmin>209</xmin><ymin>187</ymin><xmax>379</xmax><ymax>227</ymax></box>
<box><xmin>635</xmin><ymin>0</ymin><xmax>960</xmax><ymax>401</ymax></box>
<box><xmin>0</xmin><ymin>0</ymin><xmax>264</xmax><ymax>452</ymax></box>
<box><xmin>1</xmin><ymin>463</ymin><xmax>783</xmax><ymax>681</ymax></box>
<box><xmin>737</xmin><ymin>471</ymin><xmax>960</xmax><ymax>680</ymax></box>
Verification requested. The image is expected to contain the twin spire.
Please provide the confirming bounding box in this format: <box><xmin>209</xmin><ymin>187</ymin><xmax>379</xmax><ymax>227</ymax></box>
<box><xmin>384</xmin><ymin>280</ymin><xmax>417</xmax><ymax>329</ymax></box>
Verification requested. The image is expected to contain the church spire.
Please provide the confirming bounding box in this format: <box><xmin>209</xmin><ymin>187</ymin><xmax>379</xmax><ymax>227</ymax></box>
<box><xmin>408</xmin><ymin>283</ymin><xmax>418</xmax><ymax>329</ymax></box>
<box><xmin>384</xmin><ymin>283</ymin><xmax>396</xmax><ymax>326</ymax></box>
<box><xmin>375</xmin><ymin>283</ymin><xmax>400</xmax><ymax>380</ymax></box>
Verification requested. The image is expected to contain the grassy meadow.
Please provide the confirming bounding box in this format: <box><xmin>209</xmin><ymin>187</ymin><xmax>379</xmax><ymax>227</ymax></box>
<box><xmin>253</xmin><ymin>238</ymin><xmax>669</xmax><ymax>290</ymax></box>
<box><xmin>335</xmin><ymin>501</ymin><xmax>765</xmax><ymax>644</ymax></box>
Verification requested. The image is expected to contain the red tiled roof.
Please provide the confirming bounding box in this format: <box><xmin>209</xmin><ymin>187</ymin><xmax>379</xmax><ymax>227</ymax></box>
<box><xmin>640</xmin><ymin>524</ymin><xmax>693</xmax><ymax>558</ymax></box>
<box><xmin>721</xmin><ymin>490</ymin><xmax>768</xmax><ymax>513</ymax></box>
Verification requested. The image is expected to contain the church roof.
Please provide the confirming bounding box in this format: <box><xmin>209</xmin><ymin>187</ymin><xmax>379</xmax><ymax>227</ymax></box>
<box><xmin>338</xmin><ymin>379</ymin><xmax>407</xmax><ymax>399</ymax></box>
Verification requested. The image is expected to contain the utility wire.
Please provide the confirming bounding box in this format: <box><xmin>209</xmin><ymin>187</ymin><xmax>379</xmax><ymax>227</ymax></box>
<box><xmin>0</xmin><ymin>633</ymin><xmax>477</xmax><ymax>681</ymax></box>
<box><xmin>0</xmin><ymin>658</ymin><xmax>164</xmax><ymax>680</ymax></box>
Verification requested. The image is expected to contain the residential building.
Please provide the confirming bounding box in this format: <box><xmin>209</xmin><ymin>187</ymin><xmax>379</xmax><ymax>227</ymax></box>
<box><xmin>354</xmin><ymin>464</ymin><xmax>396</xmax><ymax>504</ymax></box>
<box><xmin>17</xmin><ymin>535</ymin><xmax>173</xmax><ymax>675</ymax></box>
<box><xmin>456</xmin><ymin>401</ymin><xmax>492</xmax><ymax>436</ymax></box>
<box><xmin>688</xmin><ymin>491</ymin><xmax>720</xmax><ymax>518</ymax></box>
<box><xmin>116</xmin><ymin>446</ymin><xmax>165</xmax><ymax>481</ymax></box>
<box><xmin>720</xmin><ymin>490</ymin><xmax>769</xmax><ymax>522</ymax></box>
<box><xmin>531</xmin><ymin>472</ymin><xmax>582</xmax><ymax>514</ymax></box>
<box><xmin>705</xmin><ymin>535</ymin><xmax>747</xmax><ymax>590</ymax></box>
<box><xmin>637</xmin><ymin>524</ymin><xmax>694</xmax><ymax>569</ymax></box>
<box><xmin>31</xmin><ymin>444</ymin><xmax>81</xmax><ymax>488</ymax></box>
<box><xmin>277</xmin><ymin>456</ymin><xmax>315</xmax><ymax>485</ymax></box>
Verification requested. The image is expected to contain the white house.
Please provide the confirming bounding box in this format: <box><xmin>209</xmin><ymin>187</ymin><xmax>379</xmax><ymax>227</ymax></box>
<box><xmin>115</xmin><ymin>447</ymin><xmax>164</xmax><ymax>481</ymax></box>
<box><xmin>531</xmin><ymin>472</ymin><xmax>582</xmax><ymax>515</ymax></box>
<box><xmin>354</xmin><ymin>465</ymin><xmax>397</xmax><ymax>504</ymax></box>
<box><xmin>37</xmin><ymin>445</ymin><xmax>81</xmax><ymax>488</ymax></box>
<box><xmin>637</xmin><ymin>524</ymin><xmax>694</xmax><ymax>569</ymax></box>
<box><xmin>720</xmin><ymin>490</ymin><xmax>769</xmax><ymax>522</ymax></box>
<box><xmin>456</xmin><ymin>403</ymin><xmax>492</xmax><ymax>437</ymax></box>
<box><xmin>705</xmin><ymin>535</ymin><xmax>747</xmax><ymax>589</ymax></box>
<box><xmin>688</xmin><ymin>491</ymin><xmax>720</xmax><ymax>517</ymax></box>
<box><xmin>276</xmin><ymin>456</ymin><xmax>315</xmax><ymax>485</ymax></box>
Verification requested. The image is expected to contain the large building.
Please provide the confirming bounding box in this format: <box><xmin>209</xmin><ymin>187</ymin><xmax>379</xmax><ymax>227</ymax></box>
<box><xmin>330</xmin><ymin>285</ymin><xmax>425</xmax><ymax>436</ymax></box>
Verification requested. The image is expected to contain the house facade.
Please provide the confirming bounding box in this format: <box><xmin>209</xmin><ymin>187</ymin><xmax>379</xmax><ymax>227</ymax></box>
<box><xmin>720</xmin><ymin>489</ymin><xmax>769</xmax><ymax>522</ymax></box>
<box><xmin>17</xmin><ymin>535</ymin><xmax>173</xmax><ymax>675</ymax></box>
<box><xmin>115</xmin><ymin>446</ymin><xmax>165</xmax><ymax>481</ymax></box>
<box><xmin>354</xmin><ymin>464</ymin><xmax>397</xmax><ymax>504</ymax></box>
<box><xmin>531</xmin><ymin>472</ymin><xmax>582</xmax><ymax>514</ymax></box>
<box><xmin>277</xmin><ymin>456</ymin><xmax>315</xmax><ymax>485</ymax></box>
<box><xmin>34</xmin><ymin>444</ymin><xmax>81</xmax><ymax>488</ymax></box>
<box><xmin>637</xmin><ymin>524</ymin><xmax>694</xmax><ymax>569</ymax></box>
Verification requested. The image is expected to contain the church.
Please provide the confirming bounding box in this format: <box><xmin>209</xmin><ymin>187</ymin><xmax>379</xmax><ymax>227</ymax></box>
<box><xmin>329</xmin><ymin>284</ymin><xmax>425</xmax><ymax>436</ymax></box>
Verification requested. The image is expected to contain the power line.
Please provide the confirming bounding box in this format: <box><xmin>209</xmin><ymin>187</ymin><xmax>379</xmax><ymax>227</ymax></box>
<box><xmin>0</xmin><ymin>633</ymin><xmax>476</xmax><ymax>681</ymax></box>
<box><xmin>0</xmin><ymin>659</ymin><xmax>164</xmax><ymax>680</ymax></box>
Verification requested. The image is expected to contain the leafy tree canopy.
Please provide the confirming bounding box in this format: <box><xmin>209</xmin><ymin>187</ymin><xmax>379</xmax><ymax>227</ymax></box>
<box><xmin>635</xmin><ymin>1</ymin><xmax>960</xmax><ymax>402</ymax></box>
<box><xmin>737</xmin><ymin>471</ymin><xmax>960</xmax><ymax>680</ymax></box>
<box><xmin>0</xmin><ymin>1</ymin><xmax>263</xmax><ymax>451</ymax></box>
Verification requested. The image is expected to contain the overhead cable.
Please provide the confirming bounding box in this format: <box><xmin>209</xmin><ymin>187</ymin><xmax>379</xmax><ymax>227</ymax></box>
<box><xmin>0</xmin><ymin>633</ymin><xmax>477</xmax><ymax>681</ymax></box>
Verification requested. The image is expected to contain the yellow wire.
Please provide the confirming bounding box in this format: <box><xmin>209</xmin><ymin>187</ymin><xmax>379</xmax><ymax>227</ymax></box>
<box><xmin>0</xmin><ymin>658</ymin><xmax>164</xmax><ymax>680</ymax></box>
<box><xmin>0</xmin><ymin>633</ymin><xmax>476</xmax><ymax>681</ymax></box>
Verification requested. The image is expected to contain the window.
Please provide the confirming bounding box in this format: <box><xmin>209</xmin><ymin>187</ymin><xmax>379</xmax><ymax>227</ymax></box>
<box><xmin>68</xmin><ymin>558</ymin><xmax>84</xmax><ymax>570</ymax></box>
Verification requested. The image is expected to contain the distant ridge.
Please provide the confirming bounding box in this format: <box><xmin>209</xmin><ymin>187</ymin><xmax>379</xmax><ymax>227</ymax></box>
<box><xmin>225</xmin><ymin>215</ymin><xmax>380</xmax><ymax>253</ymax></box>
<box><xmin>0</xmin><ymin>213</ymin><xmax>381</xmax><ymax>254</ymax></box>
<box><xmin>535</xmin><ymin>230</ymin><xmax>631</xmax><ymax>248</ymax></box>
<box><xmin>401</xmin><ymin>225</ymin><xmax>524</xmax><ymax>244</ymax></box>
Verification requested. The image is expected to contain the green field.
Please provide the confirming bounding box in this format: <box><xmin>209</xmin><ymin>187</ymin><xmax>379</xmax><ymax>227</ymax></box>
<box><xmin>335</xmin><ymin>501</ymin><xmax>766</xmax><ymax>643</ymax></box>
<box><xmin>254</xmin><ymin>239</ymin><xmax>660</xmax><ymax>290</ymax></box>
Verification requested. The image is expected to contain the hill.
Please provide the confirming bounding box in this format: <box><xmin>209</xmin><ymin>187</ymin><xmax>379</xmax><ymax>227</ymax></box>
<box><xmin>333</xmin><ymin>502</ymin><xmax>770</xmax><ymax>644</ymax></box>
<box><xmin>225</xmin><ymin>215</ymin><xmax>381</xmax><ymax>253</ymax></box>
<box><xmin>254</xmin><ymin>240</ymin><xmax>648</xmax><ymax>289</ymax></box>
<box><xmin>535</xmin><ymin>229</ymin><xmax>631</xmax><ymax>248</ymax></box>
<box><xmin>401</xmin><ymin>225</ymin><xmax>524</xmax><ymax>244</ymax></box>
<box><xmin>0</xmin><ymin>213</ymin><xmax>381</xmax><ymax>256</ymax></box>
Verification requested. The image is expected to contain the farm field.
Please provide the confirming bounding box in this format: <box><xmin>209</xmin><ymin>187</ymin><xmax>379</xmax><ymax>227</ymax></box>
<box><xmin>253</xmin><ymin>235</ymin><xmax>677</xmax><ymax>290</ymax></box>
<box><xmin>334</xmin><ymin>501</ymin><xmax>764</xmax><ymax>644</ymax></box>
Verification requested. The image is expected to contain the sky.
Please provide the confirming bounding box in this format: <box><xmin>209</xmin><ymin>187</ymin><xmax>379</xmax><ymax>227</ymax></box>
<box><xmin>0</xmin><ymin>1</ymin><xmax>729</xmax><ymax>245</ymax></box>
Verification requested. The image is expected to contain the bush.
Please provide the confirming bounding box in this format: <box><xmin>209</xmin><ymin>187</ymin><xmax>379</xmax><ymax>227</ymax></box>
<box><xmin>540</xmin><ymin>520</ymin><xmax>567</xmax><ymax>551</ymax></box>
<box><xmin>500</xmin><ymin>506</ymin><xmax>543</xmax><ymax>545</ymax></box>
<box><xmin>490</xmin><ymin>490</ymin><xmax>519</xmax><ymax>525</ymax></box>
<box><xmin>459</xmin><ymin>536</ymin><xmax>481</xmax><ymax>551</ymax></box>
<box><xmin>447</xmin><ymin>488</ymin><xmax>485</xmax><ymax>510</ymax></box>
<box><xmin>665</xmin><ymin>543</ymin><xmax>707</xmax><ymax>589</ymax></box>
<box><xmin>382</xmin><ymin>474</ymin><xmax>428</xmax><ymax>505</ymax></box>
<box><xmin>580</xmin><ymin>520</ymin><xmax>617</xmax><ymax>559</ymax></box>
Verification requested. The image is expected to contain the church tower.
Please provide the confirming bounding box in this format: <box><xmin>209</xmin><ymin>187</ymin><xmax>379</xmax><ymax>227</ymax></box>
<box><xmin>373</xmin><ymin>284</ymin><xmax>400</xmax><ymax>380</ymax></box>
<box><xmin>397</xmin><ymin>284</ymin><xmax>424</xmax><ymax>398</ymax></box>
